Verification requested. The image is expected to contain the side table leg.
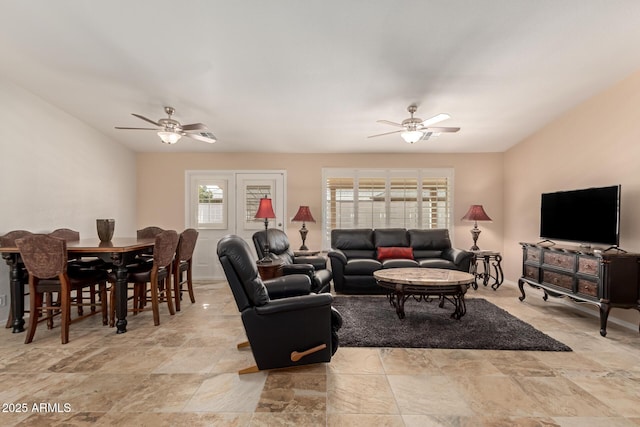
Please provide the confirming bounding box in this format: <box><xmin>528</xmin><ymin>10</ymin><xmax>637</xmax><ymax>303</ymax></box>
<box><xmin>491</xmin><ymin>255</ymin><xmax>504</xmax><ymax>290</ymax></box>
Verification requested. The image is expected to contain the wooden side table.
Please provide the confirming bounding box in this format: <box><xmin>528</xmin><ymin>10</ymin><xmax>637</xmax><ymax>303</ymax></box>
<box><xmin>470</xmin><ymin>251</ymin><xmax>503</xmax><ymax>290</ymax></box>
<box><xmin>257</xmin><ymin>259</ymin><xmax>283</xmax><ymax>280</ymax></box>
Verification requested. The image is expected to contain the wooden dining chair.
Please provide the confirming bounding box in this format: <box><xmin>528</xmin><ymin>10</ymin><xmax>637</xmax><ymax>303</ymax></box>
<box><xmin>15</xmin><ymin>234</ymin><xmax>108</xmax><ymax>344</ymax></box>
<box><xmin>109</xmin><ymin>230</ymin><xmax>179</xmax><ymax>326</ymax></box>
<box><xmin>137</xmin><ymin>226</ymin><xmax>165</xmax><ymax>239</ymax></box>
<box><xmin>173</xmin><ymin>228</ymin><xmax>199</xmax><ymax>311</ymax></box>
<box><xmin>48</xmin><ymin>228</ymin><xmax>108</xmax><ymax>317</ymax></box>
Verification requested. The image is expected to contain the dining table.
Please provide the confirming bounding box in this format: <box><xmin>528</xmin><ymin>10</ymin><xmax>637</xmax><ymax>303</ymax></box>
<box><xmin>0</xmin><ymin>237</ymin><xmax>155</xmax><ymax>335</ymax></box>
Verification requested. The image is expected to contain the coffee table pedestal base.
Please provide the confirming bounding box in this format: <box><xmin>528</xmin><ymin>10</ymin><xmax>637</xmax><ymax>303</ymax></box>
<box><xmin>383</xmin><ymin>283</ymin><xmax>468</xmax><ymax>320</ymax></box>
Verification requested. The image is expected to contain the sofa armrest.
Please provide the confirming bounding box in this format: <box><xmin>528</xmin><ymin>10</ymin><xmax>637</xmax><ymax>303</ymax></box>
<box><xmin>327</xmin><ymin>249</ymin><xmax>347</xmax><ymax>265</ymax></box>
<box><xmin>264</xmin><ymin>274</ymin><xmax>312</xmax><ymax>299</ymax></box>
<box><xmin>255</xmin><ymin>293</ymin><xmax>333</xmax><ymax>315</ymax></box>
<box><xmin>294</xmin><ymin>255</ymin><xmax>327</xmax><ymax>270</ymax></box>
<box><xmin>282</xmin><ymin>263</ymin><xmax>315</xmax><ymax>277</ymax></box>
<box><xmin>442</xmin><ymin>247</ymin><xmax>474</xmax><ymax>269</ymax></box>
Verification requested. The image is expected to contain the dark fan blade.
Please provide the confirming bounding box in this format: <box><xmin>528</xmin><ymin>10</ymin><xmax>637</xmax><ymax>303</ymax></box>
<box><xmin>181</xmin><ymin>123</ymin><xmax>207</xmax><ymax>131</ymax></box>
<box><xmin>183</xmin><ymin>132</ymin><xmax>217</xmax><ymax>144</ymax></box>
<box><xmin>423</xmin><ymin>126</ymin><xmax>460</xmax><ymax>133</ymax></box>
<box><xmin>114</xmin><ymin>127</ymin><xmax>159</xmax><ymax>130</ymax></box>
<box><xmin>131</xmin><ymin>113</ymin><xmax>161</xmax><ymax>126</ymax></box>
<box><xmin>367</xmin><ymin>129</ymin><xmax>403</xmax><ymax>138</ymax></box>
<box><xmin>376</xmin><ymin>120</ymin><xmax>404</xmax><ymax>127</ymax></box>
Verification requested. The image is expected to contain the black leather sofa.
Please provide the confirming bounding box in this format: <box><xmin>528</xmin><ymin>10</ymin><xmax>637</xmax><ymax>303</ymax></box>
<box><xmin>328</xmin><ymin>228</ymin><xmax>473</xmax><ymax>294</ymax></box>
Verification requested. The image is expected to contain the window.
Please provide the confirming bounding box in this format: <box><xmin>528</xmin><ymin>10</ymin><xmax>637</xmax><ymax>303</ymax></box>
<box><xmin>322</xmin><ymin>168</ymin><xmax>454</xmax><ymax>248</ymax></box>
<box><xmin>194</xmin><ymin>179</ymin><xmax>227</xmax><ymax>229</ymax></box>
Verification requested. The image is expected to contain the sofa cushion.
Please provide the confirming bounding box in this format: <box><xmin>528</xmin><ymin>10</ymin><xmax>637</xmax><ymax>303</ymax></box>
<box><xmin>332</xmin><ymin>229</ymin><xmax>375</xmax><ymax>250</ymax></box>
<box><xmin>417</xmin><ymin>258</ymin><xmax>458</xmax><ymax>270</ymax></box>
<box><xmin>408</xmin><ymin>229</ymin><xmax>452</xmax><ymax>250</ymax></box>
<box><xmin>344</xmin><ymin>259</ymin><xmax>382</xmax><ymax>275</ymax></box>
<box><xmin>413</xmin><ymin>249</ymin><xmax>444</xmax><ymax>259</ymax></box>
<box><xmin>382</xmin><ymin>259</ymin><xmax>419</xmax><ymax>268</ymax></box>
<box><xmin>374</xmin><ymin>228</ymin><xmax>409</xmax><ymax>247</ymax></box>
<box><xmin>377</xmin><ymin>246</ymin><xmax>414</xmax><ymax>261</ymax></box>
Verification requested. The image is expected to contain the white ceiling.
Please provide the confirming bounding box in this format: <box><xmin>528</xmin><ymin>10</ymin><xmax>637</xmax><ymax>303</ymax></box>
<box><xmin>2</xmin><ymin>1</ymin><xmax>640</xmax><ymax>154</ymax></box>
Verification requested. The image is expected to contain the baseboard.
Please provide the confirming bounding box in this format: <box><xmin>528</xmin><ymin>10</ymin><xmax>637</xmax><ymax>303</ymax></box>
<box><xmin>502</xmin><ymin>279</ymin><xmax>639</xmax><ymax>333</ymax></box>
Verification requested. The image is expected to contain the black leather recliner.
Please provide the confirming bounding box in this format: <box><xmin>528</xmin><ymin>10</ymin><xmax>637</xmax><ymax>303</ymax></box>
<box><xmin>252</xmin><ymin>229</ymin><xmax>332</xmax><ymax>293</ymax></box>
<box><xmin>217</xmin><ymin>234</ymin><xmax>342</xmax><ymax>373</ymax></box>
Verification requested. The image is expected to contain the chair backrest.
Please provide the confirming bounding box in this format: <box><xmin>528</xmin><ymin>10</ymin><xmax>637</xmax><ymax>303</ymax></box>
<box><xmin>178</xmin><ymin>228</ymin><xmax>199</xmax><ymax>262</ymax></box>
<box><xmin>153</xmin><ymin>230</ymin><xmax>179</xmax><ymax>269</ymax></box>
<box><xmin>137</xmin><ymin>226</ymin><xmax>165</xmax><ymax>239</ymax></box>
<box><xmin>1</xmin><ymin>230</ymin><xmax>33</xmax><ymax>248</ymax></box>
<box><xmin>217</xmin><ymin>234</ymin><xmax>270</xmax><ymax>311</ymax></box>
<box><xmin>252</xmin><ymin>229</ymin><xmax>294</xmax><ymax>264</ymax></box>
<box><xmin>49</xmin><ymin>228</ymin><xmax>80</xmax><ymax>241</ymax></box>
<box><xmin>15</xmin><ymin>234</ymin><xmax>67</xmax><ymax>279</ymax></box>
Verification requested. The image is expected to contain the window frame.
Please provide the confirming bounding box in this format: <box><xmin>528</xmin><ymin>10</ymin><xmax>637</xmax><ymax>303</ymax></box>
<box><xmin>321</xmin><ymin>168</ymin><xmax>455</xmax><ymax>249</ymax></box>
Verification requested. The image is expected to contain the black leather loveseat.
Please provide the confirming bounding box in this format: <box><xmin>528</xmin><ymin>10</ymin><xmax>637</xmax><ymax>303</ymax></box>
<box><xmin>328</xmin><ymin>228</ymin><xmax>473</xmax><ymax>294</ymax></box>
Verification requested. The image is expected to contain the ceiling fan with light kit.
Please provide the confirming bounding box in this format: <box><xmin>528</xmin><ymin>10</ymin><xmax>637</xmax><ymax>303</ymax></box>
<box><xmin>115</xmin><ymin>106</ymin><xmax>217</xmax><ymax>144</ymax></box>
<box><xmin>369</xmin><ymin>104</ymin><xmax>460</xmax><ymax>144</ymax></box>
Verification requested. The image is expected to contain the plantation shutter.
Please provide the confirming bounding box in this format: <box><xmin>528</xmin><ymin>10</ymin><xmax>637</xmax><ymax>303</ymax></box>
<box><xmin>323</xmin><ymin>169</ymin><xmax>454</xmax><ymax>249</ymax></box>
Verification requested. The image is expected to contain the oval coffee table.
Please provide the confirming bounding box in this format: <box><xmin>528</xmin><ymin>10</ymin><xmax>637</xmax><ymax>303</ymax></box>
<box><xmin>373</xmin><ymin>268</ymin><xmax>475</xmax><ymax>320</ymax></box>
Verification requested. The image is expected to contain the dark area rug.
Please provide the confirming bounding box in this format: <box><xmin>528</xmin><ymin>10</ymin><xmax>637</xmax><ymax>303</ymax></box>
<box><xmin>332</xmin><ymin>296</ymin><xmax>571</xmax><ymax>351</ymax></box>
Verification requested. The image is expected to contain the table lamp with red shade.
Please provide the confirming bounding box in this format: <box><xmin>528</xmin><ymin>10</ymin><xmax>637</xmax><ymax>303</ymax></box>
<box><xmin>291</xmin><ymin>205</ymin><xmax>316</xmax><ymax>250</ymax></box>
<box><xmin>461</xmin><ymin>204</ymin><xmax>492</xmax><ymax>251</ymax></box>
<box><xmin>254</xmin><ymin>196</ymin><xmax>276</xmax><ymax>263</ymax></box>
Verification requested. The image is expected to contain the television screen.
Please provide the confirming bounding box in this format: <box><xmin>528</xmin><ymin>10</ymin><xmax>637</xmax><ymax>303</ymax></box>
<box><xmin>540</xmin><ymin>185</ymin><xmax>620</xmax><ymax>246</ymax></box>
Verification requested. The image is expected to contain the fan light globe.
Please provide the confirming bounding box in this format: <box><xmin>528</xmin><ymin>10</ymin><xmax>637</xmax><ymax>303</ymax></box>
<box><xmin>401</xmin><ymin>130</ymin><xmax>423</xmax><ymax>144</ymax></box>
<box><xmin>157</xmin><ymin>131</ymin><xmax>181</xmax><ymax>144</ymax></box>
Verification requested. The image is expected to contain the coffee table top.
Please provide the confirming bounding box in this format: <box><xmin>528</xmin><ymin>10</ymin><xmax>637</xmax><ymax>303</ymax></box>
<box><xmin>374</xmin><ymin>268</ymin><xmax>475</xmax><ymax>286</ymax></box>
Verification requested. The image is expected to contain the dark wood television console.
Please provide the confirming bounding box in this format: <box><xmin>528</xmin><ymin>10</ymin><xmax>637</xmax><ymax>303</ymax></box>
<box><xmin>518</xmin><ymin>242</ymin><xmax>640</xmax><ymax>336</ymax></box>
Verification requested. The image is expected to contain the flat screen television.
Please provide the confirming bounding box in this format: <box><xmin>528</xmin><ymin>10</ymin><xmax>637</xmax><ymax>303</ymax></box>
<box><xmin>540</xmin><ymin>185</ymin><xmax>621</xmax><ymax>247</ymax></box>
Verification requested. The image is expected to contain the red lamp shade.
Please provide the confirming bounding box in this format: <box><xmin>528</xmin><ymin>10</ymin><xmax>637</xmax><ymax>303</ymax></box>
<box><xmin>254</xmin><ymin>197</ymin><xmax>276</xmax><ymax>219</ymax></box>
<box><xmin>461</xmin><ymin>205</ymin><xmax>492</xmax><ymax>223</ymax></box>
<box><xmin>291</xmin><ymin>206</ymin><xmax>316</xmax><ymax>223</ymax></box>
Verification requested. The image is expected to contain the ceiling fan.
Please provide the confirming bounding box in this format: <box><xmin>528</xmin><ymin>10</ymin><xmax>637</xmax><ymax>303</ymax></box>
<box><xmin>115</xmin><ymin>106</ymin><xmax>217</xmax><ymax>144</ymax></box>
<box><xmin>369</xmin><ymin>104</ymin><xmax>460</xmax><ymax>144</ymax></box>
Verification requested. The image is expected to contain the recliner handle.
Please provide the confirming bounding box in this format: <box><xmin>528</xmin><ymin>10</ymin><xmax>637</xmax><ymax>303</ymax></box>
<box><xmin>290</xmin><ymin>344</ymin><xmax>327</xmax><ymax>362</ymax></box>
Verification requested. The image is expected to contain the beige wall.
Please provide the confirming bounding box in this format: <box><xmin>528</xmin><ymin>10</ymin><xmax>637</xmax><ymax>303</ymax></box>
<box><xmin>136</xmin><ymin>152</ymin><xmax>504</xmax><ymax>252</ymax></box>
<box><xmin>0</xmin><ymin>77</ymin><xmax>137</xmax><ymax>324</ymax></box>
<box><xmin>504</xmin><ymin>69</ymin><xmax>640</xmax><ymax>326</ymax></box>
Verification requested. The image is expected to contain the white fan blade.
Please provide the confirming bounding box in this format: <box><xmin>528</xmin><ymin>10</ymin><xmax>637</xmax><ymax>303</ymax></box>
<box><xmin>376</xmin><ymin>120</ymin><xmax>405</xmax><ymax>128</ymax></box>
<box><xmin>421</xmin><ymin>113</ymin><xmax>450</xmax><ymax>127</ymax></box>
<box><xmin>183</xmin><ymin>132</ymin><xmax>217</xmax><ymax>143</ymax></box>
<box><xmin>131</xmin><ymin>113</ymin><xmax>161</xmax><ymax>126</ymax></box>
<box><xmin>368</xmin><ymin>130</ymin><xmax>403</xmax><ymax>138</ymax></box>
<box><xmin>114</xmin><ymin>127</ymin><xmax>158</xmax><ymax>130</ymax></box>
<box><xmin>182</xmin><ymin>123</ymin><xmax>207</xmax><ymax>131</ymax></box>
<box><xmin>423</xmin><ymin>126</ymin><xmax>460</xmax><ymax>133</ymax></box>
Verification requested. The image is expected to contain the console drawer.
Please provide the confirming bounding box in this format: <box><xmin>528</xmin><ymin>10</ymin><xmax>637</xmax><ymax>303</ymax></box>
<box><xmin>578</xmin><ymin>257</ymin><xmax>599</xmax><ymax>276</ymax></box>
<box><xmin>524</xmin><ymin>265</ymin><xmax>539</xmax><ymax>281</ymax></box>
<box><xmin>544</xmin><ymin>252</ymin><xmax>574</xmax><ymax>270</ymax></box>
<box><xmin>526</xmin><ymin>247</ymin><xmax>541</xmax><ymax>263</ymax></box>
<box><xmin>542</xmin><ymin>270</ymin><xmax>573</xmax><ymax>290</ymax></box>
<box><xmin>577</xmin><ymin>279</ymin><xmax>598</xmax><ymax>297</ymax></box>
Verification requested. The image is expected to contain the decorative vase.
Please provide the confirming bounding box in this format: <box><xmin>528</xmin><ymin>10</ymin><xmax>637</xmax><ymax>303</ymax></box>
<box><xmin>96</xmin><ymin>219</ymin><xmax>115</xmax><ymax>242</ymax></box>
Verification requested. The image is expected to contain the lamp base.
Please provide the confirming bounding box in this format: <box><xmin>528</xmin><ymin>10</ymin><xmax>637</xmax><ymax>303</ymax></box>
<box><xmin>299</xmin><ymin>223</ymin><xmax>309</xmax><ymax>251</ymax></box>
<box><xmin>470</xmin><ymin>227</ymin><xmax>481</xmax><ymax>251</ymax></box>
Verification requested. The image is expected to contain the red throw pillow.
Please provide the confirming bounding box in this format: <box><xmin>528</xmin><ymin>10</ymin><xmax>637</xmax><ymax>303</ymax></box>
<box><xmin>377</xmin><ymin>246</ymin><xmax>414</xmax><ymax>261</ymax></box>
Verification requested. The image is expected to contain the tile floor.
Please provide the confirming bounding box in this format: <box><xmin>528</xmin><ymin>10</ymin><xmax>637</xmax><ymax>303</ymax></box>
<box><xmin>1</xmin><ymin>281</ymin><xmax>640</xmax><ymax>426</ymax></box>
